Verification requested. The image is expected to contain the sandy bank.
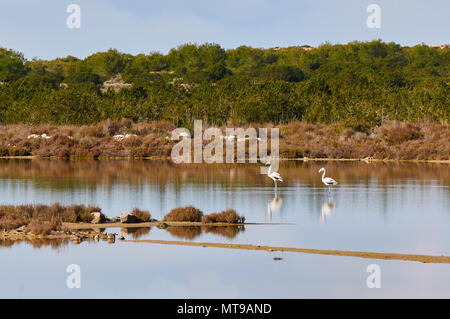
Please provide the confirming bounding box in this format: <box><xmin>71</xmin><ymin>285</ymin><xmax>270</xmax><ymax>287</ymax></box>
<box><xmin>126</xmin><ymin>239</ymin><xmax>450</xmax><ymax>264</ymax></box>
<box><xmin>0</xmin><ymin>156</ymin><xmax>449</xmax><ymax>163</ymax></box>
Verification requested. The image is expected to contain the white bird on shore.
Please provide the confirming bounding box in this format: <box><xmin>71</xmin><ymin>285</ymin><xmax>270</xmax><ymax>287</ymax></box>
<box><xmin>266</xmin><ymin>162</ymin><xmax>283</xmax><ymax>193</ymax></box>
<box><xmin>318</xmin><ymin>167</ymin><xmax>338</xmax><ymax>195</ymax></box>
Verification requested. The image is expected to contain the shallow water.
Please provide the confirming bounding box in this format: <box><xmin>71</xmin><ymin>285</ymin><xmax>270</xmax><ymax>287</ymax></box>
<box><xmin>0</xmin><ymin>159</ymin><xmax>449</xmax><ymax>298</ymax></box>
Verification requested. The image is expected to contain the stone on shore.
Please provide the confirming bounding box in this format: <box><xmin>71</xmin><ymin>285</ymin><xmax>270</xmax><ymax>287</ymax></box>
<box><xmin>120</xmin><ymin>212</ymin><xmax>139</xmax><ymax>224</ymax></box>
<box><xmin>157</xmin><ymin>222</ymin><xmax>168</xmax><ymax>229</ymax></box>
<box><xmin>91</xmin><ymin>212</ymin><xmax>106</xmax><ymax>224</ymax></box>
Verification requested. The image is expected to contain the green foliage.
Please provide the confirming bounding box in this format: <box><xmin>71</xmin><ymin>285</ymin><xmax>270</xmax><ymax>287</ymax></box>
<box><xmin>0</xmin><ymin>41</ymin><xmax>448</xmax><ymax>126</ymax></box>
<box><xmin>84</xmin><ymin>49</ymin><xmax>132</xmax><ymax>80</ymax></box>
<box><xmin>259</xmin><ymin>65</ymin><xmax>305</xmax><ymax>82</ymax></box>
<box><xmin>0</xmin><ymin>48</ymin><xmax>27</xmax><ymax>81</ymax></box>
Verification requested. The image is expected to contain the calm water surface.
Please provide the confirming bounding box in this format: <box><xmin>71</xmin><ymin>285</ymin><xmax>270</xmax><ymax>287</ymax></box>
<box><xmin>0</xmin><ymin>159</ymin><xmax>449</xmax><ymax>298</ymax></box>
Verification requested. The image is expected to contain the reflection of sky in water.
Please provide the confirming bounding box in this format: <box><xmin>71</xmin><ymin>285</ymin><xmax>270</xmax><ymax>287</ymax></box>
<box><xmin>2</xmin><ymin>242</ymin><xmax>450</xmax><ymax>298</ymax></box>
<box><xmin>1</xmin><ymin>166</ymin><xmax>448</xmax><ymax>254</ymax></box>
<box><xmin>0</xmin><ymin>160</ymin><xmax>449</xmax><ymax>298</ymax></box>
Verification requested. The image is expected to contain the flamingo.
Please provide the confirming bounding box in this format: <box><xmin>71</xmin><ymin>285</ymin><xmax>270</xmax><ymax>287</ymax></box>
<box><xmin>266</xmin><ymin>162</ymin><xmax>283</xmax><ymax>194</ymax></box>
<box><xmin>318</xmin><ymin>167</ymin><xmax>338</xmax><ymax>195</ymax></box>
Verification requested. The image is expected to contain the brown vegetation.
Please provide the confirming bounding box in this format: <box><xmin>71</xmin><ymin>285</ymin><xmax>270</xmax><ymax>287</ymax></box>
<box><xmin>202</xmin><ymin>209</ymin><xmax>245</xmax><ymax>224</ymax></box>
<box><xmin>0</xmin><ymin>203</ymin><xmax>102</xmax><ymax>234</ymax></box>
<box><xmin>278</xmin><ymin>121</ymin><xmax>449</xmax><ymax>160</ymax></box>
<box><xmin>0</xmin><ymin>119</ymin><xmax>175</xmax><ymax>158</ymax></box>
<box><xmin>0</xmin><ymin>120</ymin><xmax>447</xmax><ymax>160</ymax></box>
<box><xmin>163</xmin><ymin>206</ymin><xmax>204</xmax><ymax>222</ymax></box>
<box><xmin>0</xmin><ymin>203</ymin><xmax>247</xmax><ymax>239</ymax></box>
<box><xmin>131</xmin><ymin>208</ymin><xmax>152</xmax><ymax>222</ymax></box>
<box><xmin>163</xmin><ymin>207</ymin><xmax>245</xmax><ymax>224</ymax></box>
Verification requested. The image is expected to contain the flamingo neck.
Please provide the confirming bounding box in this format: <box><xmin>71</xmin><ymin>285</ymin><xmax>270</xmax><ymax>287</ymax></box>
<box><xmin>268</xmin><ymin>164</ymin><xmax>272</xmax><ymax>176</ymax></box>
<box><xmin>321</xmin><ymin>170</ymin><xmax>326</xmax><ymax>181</ymax></box>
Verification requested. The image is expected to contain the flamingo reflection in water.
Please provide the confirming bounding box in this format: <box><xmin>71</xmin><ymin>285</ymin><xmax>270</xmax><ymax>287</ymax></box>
<box><xmin>320</xmin><ymin>201</ymin><xmax>336</xmax><ymax>224</ymax></box>
<box><xmin>268</xmin><ymin>195</ymin><xmax>283</xmax><ymax>221</ymax></box>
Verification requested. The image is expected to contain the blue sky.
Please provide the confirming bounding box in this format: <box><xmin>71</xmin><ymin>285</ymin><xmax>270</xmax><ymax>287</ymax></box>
<box><xmin>0</xmin><ymin>0</ymin><xmax>448</xmax><ymax>60</ymax></box>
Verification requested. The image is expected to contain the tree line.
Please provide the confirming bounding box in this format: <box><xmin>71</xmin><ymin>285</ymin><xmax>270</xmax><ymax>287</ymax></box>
<box><xmin>0</xmin><ymin>40</ymin><xmax>448</xmax><ymax>129</ymax></box>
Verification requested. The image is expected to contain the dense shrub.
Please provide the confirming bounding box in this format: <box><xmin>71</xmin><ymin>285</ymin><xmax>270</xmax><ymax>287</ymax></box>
<box><xmin>163</xmin><ymin>206</ymin><xmax>203</xmax><ymax>222</ymax></box>
<box><xmin>0</xmin><ymin>203</ymin><xmax>104</xmax><ymax>234</ymax></box>
<box><xmin>0</xmin><ymin>41</ymin><xmax>447</xmax><ymax>127</ymax></box>
<box><xmin>202</xmin><ymin>209</ymin><xmax>245</xmax><ymax>224</ymax></box>
<box><xmin>131</xmin><ymin>208</ymin><xmax>151</xmax><ymax>222</ymax></box>
<box><xmin>26</xmin><ymin>218</ymin><xmax>61</xmax><ymax>235</ymax></box>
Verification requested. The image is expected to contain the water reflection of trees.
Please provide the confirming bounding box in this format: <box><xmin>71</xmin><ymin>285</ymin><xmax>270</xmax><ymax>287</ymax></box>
<box><xmin>120</xmin><ymin>227</ymin><xmax>151</xmax><ymax>239</ymax></box>
<box><xmin>165</xmin><ymin>226</ymin><xmax>245</xmax><ymax>240</ymax></box>
<box><xmin>165</xmin><ymin>226</ymin><xmax>202</xmax><ymax>240</ymax></box>
<box><xmin>0</xmin><ymin>159</ymin><xmax>447</xmax><ymax>191</ymax></box>
<box><xmin>0</xmin><ymin>225</ymin><xmax>245</xmax><ymax>248</ymax></box>
<box><xmin>202</xmin><ymin>226</ymin><xmax>245</xmax><ymax>239</ymax></box>
<box><xmin>0</xmin><ymin>238</ymin><xmax>70</xmax><ymax>250</ymax></box>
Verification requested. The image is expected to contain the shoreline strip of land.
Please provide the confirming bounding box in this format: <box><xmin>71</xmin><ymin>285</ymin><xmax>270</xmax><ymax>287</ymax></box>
<box><xmin>125</xmin><ymin>239</ymin><xmax>450</xmax><ymax>264</ymax></box>
<box><xmin>0</xmin><ymin>156</ymin><xmax>448</xmax><ymax>164</ymax></box>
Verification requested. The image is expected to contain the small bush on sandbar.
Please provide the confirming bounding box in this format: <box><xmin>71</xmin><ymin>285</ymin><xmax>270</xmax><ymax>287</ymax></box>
<box><xmin>63</xmin><ymin>204</ymin><xmax>101</xmax><ymax>223</ymax></box>
<box><xmin>202</xmin><ymin>209</ymin><xmax>245</xmax><ymax>224</ymax></box>
<box><xmin>163</xmin><ymin>206</ymin><xmax>203</xmax><ymax>222</ymax></box>
<box><xmin>0</xmin><ymin>206</ymin><xmax>30</xmax><ymax>230</ymax></box>
<box><xmin>26</xmin><ymin>218</ymin><xmax>62</xmax><ymax>235</ymax></box>
<box><xmin>131</xmin><ymin>208</ymin><xmax>151</xmax><ymax>222</ymax></box>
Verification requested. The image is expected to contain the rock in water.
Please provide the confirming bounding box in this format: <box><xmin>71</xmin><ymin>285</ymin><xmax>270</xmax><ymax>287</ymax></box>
<box><xmin>120</xmin><ymin>212</ymin><xmax>139</xmax><ymax>224</ymax></box>
<box><xmin>91</xmin><ymin>212</ymin><xmax>106</xmax><ymax>224</ymax></box>
<box><xmin>157</xmin><ymin>222</ymin><xmax>168</xmax><ymax>229</ymax></box>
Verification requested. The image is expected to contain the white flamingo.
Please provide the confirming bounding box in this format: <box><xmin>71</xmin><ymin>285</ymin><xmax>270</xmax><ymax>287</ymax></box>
<box><xmin>318</xmin><ymin>167</ymin><xmax>338</xmax><ymax>195</ymax></box>
<box><xmin>266</xmin><ymin>162</ymin><xmax>283</xmax><ymax>193</ymax></box>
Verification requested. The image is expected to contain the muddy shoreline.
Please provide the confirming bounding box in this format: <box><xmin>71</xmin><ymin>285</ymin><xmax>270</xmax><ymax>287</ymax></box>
<box><xmin>4</xmin><ymin>225</ymin><xmax>449</xmax><ymax>264</ymax></box>
<box><xmin>0</xmin><ymin>155</ymin><xmax>448</xmax><ymax>164</ymax></box>
<box><xmin>126</xmin><ymin>239</ymin><xmax>450</xmax><ymax>264</ymax></box>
